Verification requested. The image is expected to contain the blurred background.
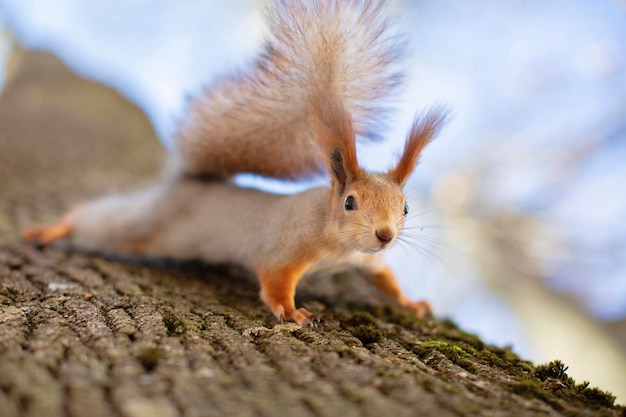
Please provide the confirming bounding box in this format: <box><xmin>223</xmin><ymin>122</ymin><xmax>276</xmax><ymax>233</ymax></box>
<box><xmin>0</xmin><ymin>0</ymin><xmax>624</xmax><ymax>400</ymax></box>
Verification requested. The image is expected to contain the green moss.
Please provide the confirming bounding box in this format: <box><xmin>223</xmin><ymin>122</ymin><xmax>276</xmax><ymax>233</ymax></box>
<box><xmin>354</xmin><ymin>305</ymin><xmax>619</xmax><ymax>412</ymax></box>
<box><xmin>412</xmin><ymin>340</ymin><xmax>477</xmax><ymax>372</ymax></box>
<box><xmin>507</xmin><ymin>379</ymin><xmax>552</xmax><ymax>401</ymax></box>
<box><xmin>453</xmin><ymin>333</ymin><xmax>485</xmax><ymax>352</ymax></box>
<box><xmin>535</xmin><ymin>360</ymin><xmax>571</xmax><ymax>383</ymax></box>
<box><xmin>163</xmin><ymin>311</ymin><xmax>187</xmax><ymax>335</ymax></box>
<box><xmin>474</xmin><ymin>348</ymin><xmax>534</xmax><ymax>377</ymax></box>
<box><xmin>351</xmin><ymin>324</ymin><xmax>384</xmax><ymax>346</ymax></box>
<box><xmin>579</xmin><ymin>386</ymin><xmax>617</xmax><ymax>409</ymax></box>
<box><xmin>345</xmin><ymin>311</ymin><xmax>377</xmax><ymax>327</ymax></box>
<box><xmin>412</xmin><ymin>340</ymin><xmax>444</xmax><ymax>359</ymax></box>
<box><xmin>440</xmin><ymin>317</ymin><xmax>460</xmax><ymax>330</ymax></box>
<box><xmin>434</xmin><ymin>340</ymin><xmax>468</xmax><ymax>357</ymax></box>
<box><xmin>411</xmin><ymin>335</ymin><xmax>539</xmax><ymax>380</ymax></box>
<box><xmin>442</xmin><ymin>383</ymin><xmax>461</xmax><ymax>394</ymax></box>
<box><xmin>420</xmin><ymin>340</ymin><xmax>450</xmax><ymax>350</ymax></box>
<box><xmin>501</xmin><ymin>360</ymin><xmax>619</xmax><ymax>410</ymax></box>
<box><xmin>421</xmin><ymin>379</ymin><xmax>435</xmax><ymax>393</ymax></box>
<box><xmin>454</xmin><ymin>342</ymin><xmax>478</xmax><ymax>356</ymax></box>
<box><xmin>533</xmin><ymin>360</ymin><xmax>616</xmax><ymax>409</ymax></box>
<box><xmin>137</xmin><ymin>347</ymin><xmax>162</xmax><ymax>372</ymax></box>
<box><xmin>379</xmin><ymin>305</ymin><xmax>428</xmax><ymax>329</ymax></box>
<box><xmin>340</xmin><ymin>310</ymin><xmax>385</xmax><ymax>346</ymax></box>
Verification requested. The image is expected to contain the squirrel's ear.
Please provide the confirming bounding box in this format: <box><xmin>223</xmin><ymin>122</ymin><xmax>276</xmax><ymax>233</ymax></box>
<box><xmin>389</xmin><ymin>108</ymin><xmax>448</xmax><ymax>186</ymax></box>
<box><xmin>329</xmin><ymin>147</ymin><xmax>350</xmax><ymax>189</ymax></box>
<box><xmin>311</xmin><ymin>94</ymin><xmax>359</xmax><ymax>190</ymax></box>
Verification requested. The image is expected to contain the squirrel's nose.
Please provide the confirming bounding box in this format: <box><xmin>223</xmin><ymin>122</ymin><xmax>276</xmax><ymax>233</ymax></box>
<box><xmin>375</xmin><ymin>228</ymin><xmax>394</xmax><ymax>244</ymax></box>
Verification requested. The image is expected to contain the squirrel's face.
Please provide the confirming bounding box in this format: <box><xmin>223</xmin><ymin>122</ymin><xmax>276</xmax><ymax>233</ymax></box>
<box><xmin>332</xmin><ymin>172</ymin><xmax>408</xmax><ymax>254</ymax></box>
<box><xmin>313</xmin><ymin>96</ymin><xmax>446</xmax><ymax>254</ymax></box>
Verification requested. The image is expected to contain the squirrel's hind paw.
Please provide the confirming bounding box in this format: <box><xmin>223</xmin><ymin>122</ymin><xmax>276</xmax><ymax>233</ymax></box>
<box><xmin>21</xmin><ymin>221</ymin><xmax>73</xmax><ymax>245</ymax></box>
<box><xmin>21</xmin><ymin>209</ymin><xmax>78</xmax><ymax>245</ymax></box>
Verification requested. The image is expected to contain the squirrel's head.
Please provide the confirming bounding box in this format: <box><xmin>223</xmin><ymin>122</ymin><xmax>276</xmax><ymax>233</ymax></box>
<box><xmin>312</xmin><ymin>95</ymin><xmax>447</xmax><ymax>253</ymax></box>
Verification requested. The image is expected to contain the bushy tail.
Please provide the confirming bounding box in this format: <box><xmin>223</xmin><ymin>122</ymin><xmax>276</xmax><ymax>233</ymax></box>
<box><xmin>175</xmin><ymin>0</ymin><xmax>404</xmax><ymax>180</ymax></box>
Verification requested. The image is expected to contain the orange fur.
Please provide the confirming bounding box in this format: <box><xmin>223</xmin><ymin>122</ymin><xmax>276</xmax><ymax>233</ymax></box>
<box><xmin>22</xmin><ymin>222</ymin><xmax>73</xmax><ymax>244</ymax></box>
<box><xmin>258</xmin><ymin>260</ymin><xmax>315</xmax><ymax>325</ymax></box>
<box><xmin>21</xmin><ymin>207</ymin><xmax>79</xmax><ymax>244</ymax></box>
<box><xmin>389</xmin><ymin>108</ymin><xmax>448</xmax><ymax>186</ymax></box>
<box><xmin>175</xmin><ymin>0</ymin><xmax>404</xmax><ymax>180</ymax></box>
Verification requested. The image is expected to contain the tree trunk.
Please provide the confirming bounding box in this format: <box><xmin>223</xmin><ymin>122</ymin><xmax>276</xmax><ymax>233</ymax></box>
<box><xmin>0</xmin><ymin>49</ymin><xmax>621</xmax><ymax>417</ymax></box>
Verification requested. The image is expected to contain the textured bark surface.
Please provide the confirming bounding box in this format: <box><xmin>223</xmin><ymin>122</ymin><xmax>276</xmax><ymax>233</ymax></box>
<box><xmin>0</xmin><ymin>49</ymin><xmax>622</xmax><ymax>417</ymax></box>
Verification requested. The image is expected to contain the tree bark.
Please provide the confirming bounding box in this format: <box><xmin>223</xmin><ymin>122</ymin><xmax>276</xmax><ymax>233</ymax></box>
<box><xmin>0</xmin><ymin>49</ymin><xmax>621</xmax><ymax>417</ymax></box>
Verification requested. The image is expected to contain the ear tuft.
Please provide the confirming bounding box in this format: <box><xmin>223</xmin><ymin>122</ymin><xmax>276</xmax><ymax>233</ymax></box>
<box><xmin>389</xmin><ymin>107</ymin><xmax>449</xmax><ymax>186</ymax></box>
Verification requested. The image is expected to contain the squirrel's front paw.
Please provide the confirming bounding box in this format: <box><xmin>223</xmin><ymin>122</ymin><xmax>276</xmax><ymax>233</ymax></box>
<box><xmin>272</xmin><ymin>305</ymin><xmax>317</xmax><ymax>327</ymax></box>
<box><xmin>404</xmin><ymin>300</ymin><xmax>433</xmax><ymax>319</ymax></box>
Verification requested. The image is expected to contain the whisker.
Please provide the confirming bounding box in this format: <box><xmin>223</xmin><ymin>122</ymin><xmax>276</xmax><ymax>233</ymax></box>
<box><xmin>393</xmin><ymin>238</ymin><xmax>425</xmax><ymax>278</ymax></box>
<box><xmin>404</xmin><ymin>233</ymin><xmax>470</xmax><ymax>260</ymax></box>
<box><xmin>396</xmin><ymin>236</ymin><xmax>442</xmax><ymax>267</ymax></box>
<box><xmin>402</xmin><ymin>183</ymin><xmax>426</xmax><ymax>195</ymax></box>
<box><xmin>406</xmin><ymin>206</ymin><xmax>444</xmax><ymax>218</ymax></box>
<box><xmin>402</xmin><ymin>224</ymin><xmax>476</xmax><ymax>236</ymax></box>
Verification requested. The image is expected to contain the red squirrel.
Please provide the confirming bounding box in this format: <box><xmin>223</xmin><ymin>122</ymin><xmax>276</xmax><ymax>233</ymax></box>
<box><xmin>23</xmin><ymin>0</ymin><xmax>447</xmax><ymax>325</ymax></box>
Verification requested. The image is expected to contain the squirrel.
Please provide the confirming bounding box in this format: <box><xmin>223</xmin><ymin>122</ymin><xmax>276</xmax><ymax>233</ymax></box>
<box><xmin>22</xmin><ymin>0</ymin><xmax>447</xmax><ymax>325</ymax></box>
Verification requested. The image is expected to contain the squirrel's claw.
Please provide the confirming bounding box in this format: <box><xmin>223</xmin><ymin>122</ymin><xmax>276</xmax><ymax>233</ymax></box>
<box><xmin>301</xmin><ymin>316</ymin><xmax>318</xmax><ymax>328</ymax></box>
<box><xmin>292</xmin><ymin>307</ymin><xmax>315</xmax><ymax>326</ymax></box>
<box><xmin>271</xmin><ymin>304</ymin><xmax>316</xmax><ymax>326</ymax></box>
<box><xmin>274</xmin><ymin>305</ymin><xmax>286</xmax><ymax>324</ymax></box>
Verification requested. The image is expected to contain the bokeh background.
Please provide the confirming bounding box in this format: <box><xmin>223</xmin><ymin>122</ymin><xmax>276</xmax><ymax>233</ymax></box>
<box><xmin>1</xmin><ymin>0</ymin><xmax>624</xmax><ymax>400</ymax></box>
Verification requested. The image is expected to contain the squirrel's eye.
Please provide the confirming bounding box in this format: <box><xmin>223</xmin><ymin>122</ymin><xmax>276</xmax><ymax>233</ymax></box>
<box><xmin>344</xmin><ymin>195</ymin><xmax>357</xmax><ymax>211</ymax></box>
<box><xmin>403</xmin><ymin>202</ymin><xmax>409</xmax><ymax>216</ymax></box>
